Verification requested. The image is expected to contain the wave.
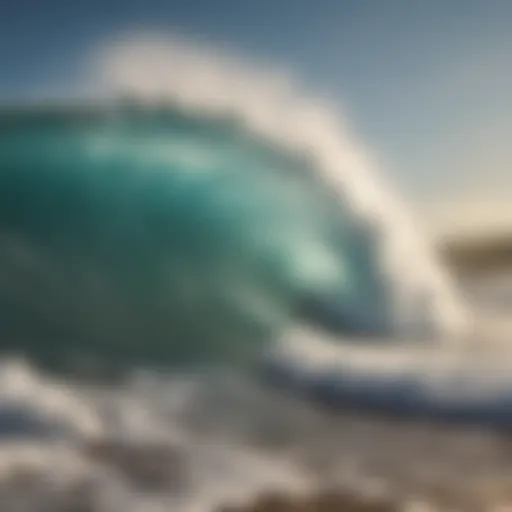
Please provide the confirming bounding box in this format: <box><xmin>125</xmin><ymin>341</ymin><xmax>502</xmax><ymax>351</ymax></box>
<box><xmin>8</xmin><ymin>33</ymin><xmax>512</xmax><ymax>429</ymax></box>
<box><xmin>3</xmin><ymin>33</ymin><xmax>512</xmax><ymax>512</ymax></box>
<box><xmin>0</xmin><ymin>101</ymin><xmax>395</xmax><ymax>369</ymax></box>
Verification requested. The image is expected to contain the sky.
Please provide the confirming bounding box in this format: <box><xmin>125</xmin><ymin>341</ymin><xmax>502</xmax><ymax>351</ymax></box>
<box><xmin>2</xmin><ymin>0</ymin><xmax>512</xmax><ymax>209</ymax></box>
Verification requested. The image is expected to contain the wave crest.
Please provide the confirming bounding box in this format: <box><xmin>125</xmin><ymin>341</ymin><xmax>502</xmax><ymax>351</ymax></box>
<box><xmin>90</xmin><ymin>33</ymin><xmax>469</xmax><ymax>341</ymax></box>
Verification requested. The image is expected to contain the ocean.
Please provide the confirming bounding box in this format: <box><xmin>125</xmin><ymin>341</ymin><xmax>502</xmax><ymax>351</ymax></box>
<box><xmin>0</xmin><ymin>34</ymin><xmax>510</xmax><ymax>511</ymax></box>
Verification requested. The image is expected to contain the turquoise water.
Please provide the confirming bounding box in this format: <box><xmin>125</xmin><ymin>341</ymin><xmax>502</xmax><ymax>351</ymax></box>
<box><xmin>0</xmin><ymin>104</ymin><xmax>390</xmax><ymax>370</ymax></box>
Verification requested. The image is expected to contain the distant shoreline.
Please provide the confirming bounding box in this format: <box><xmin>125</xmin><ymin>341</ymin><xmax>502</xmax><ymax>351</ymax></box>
<box><xmin>439</xmin><ymin>234</ymin><xmax>512</xmax><ymax>275</ymax></box>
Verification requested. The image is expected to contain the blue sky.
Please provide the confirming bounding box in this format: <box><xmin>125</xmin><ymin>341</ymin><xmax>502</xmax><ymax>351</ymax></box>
<box><xmin>2</xmin><ymin>0</ymin><xmax>512</xmax><ymax>203</ymax></box>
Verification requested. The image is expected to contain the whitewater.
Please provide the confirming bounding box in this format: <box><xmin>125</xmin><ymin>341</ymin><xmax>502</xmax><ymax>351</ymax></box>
<box><xmin>0</xmin><ymin>33</ymin><xmax>512</xmax><ymax>511</ymax></box>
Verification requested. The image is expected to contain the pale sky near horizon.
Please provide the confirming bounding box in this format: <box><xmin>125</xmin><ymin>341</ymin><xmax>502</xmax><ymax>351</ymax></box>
<box><xmin>2</xmin><ymin>0</ymin><xmax>512</xmax><ymax>209</ymax></box>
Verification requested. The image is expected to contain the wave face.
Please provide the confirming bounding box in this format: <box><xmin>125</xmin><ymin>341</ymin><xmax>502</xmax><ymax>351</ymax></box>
<box><xmin>0</xmin><ymin>35</ymin><xmax>469</xmax><ymax>371</ymax></box>
<box><xmin>0</xmin><ymin>105</ymin><xmax>395</xmax><ymax>368</ymax></box>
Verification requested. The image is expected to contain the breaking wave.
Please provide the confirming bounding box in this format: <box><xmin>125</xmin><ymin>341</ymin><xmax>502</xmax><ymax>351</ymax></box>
<box><xmin>0</xmin><ymin>34</ymin><xmax>468</xmax><ymax>372</ymax></box>
<box><xmin>2</xmin><ymin>31</ymin><xmax>512</xmax><ymax>512</ymax></box>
